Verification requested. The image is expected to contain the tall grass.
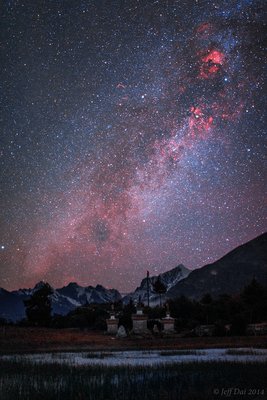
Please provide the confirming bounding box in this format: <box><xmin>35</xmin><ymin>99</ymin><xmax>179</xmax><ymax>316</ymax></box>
<box><xmin>159</xmin><ymin>350</ymin><xmax>205</xmax><ymax>356</ymax></box>
<box><xmin>225</xmin><ymin>349</ymin><xmax>266</xmax><ymax>356</ymax></box>
<box><xmin>0</xmin><ymin>359</ymin><xmax>266</xmax><ymax>400</ymax></box>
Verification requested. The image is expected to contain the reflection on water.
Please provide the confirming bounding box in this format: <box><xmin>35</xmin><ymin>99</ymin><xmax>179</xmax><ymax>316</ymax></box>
<box><xmin>2</xmin><ymin>348</ymin><xmax>267</xmax><ymax>366</ymax></box>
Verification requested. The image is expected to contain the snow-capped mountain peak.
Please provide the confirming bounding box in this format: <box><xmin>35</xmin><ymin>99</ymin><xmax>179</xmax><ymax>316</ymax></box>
<box><xmin>123</xmin><ymin>264</ymin><xmax>190</xmax><ymax>306</ymax></box>
<box><xmin>2</xmin><ymin>282</ymin><xmax>122</xmax><ymax>322</ymax></box>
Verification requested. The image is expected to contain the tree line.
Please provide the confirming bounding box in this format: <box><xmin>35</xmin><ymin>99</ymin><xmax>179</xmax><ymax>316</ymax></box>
<box><xmin>1</xmin><ymin>278</ymin><xmax>266</xmax><ymax>336</ymax></box>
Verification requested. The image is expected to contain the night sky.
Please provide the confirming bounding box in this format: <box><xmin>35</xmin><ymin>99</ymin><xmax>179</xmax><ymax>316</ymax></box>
<box><xmin>0</xmin><ymin>0</ymin><xmax>266</xmax><ymax>292</ymax></box>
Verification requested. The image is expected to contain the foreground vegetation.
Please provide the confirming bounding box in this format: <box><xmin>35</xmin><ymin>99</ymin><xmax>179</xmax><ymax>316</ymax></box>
<box><xmin>0</xmin><ymin>359</ymin><xmax>266</xmax><ymax>400</ymax></box>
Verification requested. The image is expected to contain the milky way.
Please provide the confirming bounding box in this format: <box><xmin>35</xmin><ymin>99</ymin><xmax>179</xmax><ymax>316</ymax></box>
<box><xmin>0</xmin><ymin>0</ymin><xmax>266</xmax><ymax>291</ymax></box>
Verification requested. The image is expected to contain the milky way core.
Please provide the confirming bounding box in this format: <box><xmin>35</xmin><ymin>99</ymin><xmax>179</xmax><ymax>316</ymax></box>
<box><xmin>0</xmin><ymin>0</ymin><xmax>266</xmax><ymax>291</ymax></box>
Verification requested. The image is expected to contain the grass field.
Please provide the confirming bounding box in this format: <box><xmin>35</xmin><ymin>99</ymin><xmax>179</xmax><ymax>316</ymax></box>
<box><xmin>1</xmin><ymin>328</ymin><xmax>266</xmax><ymax>399</ymax></box>
<box><xmin>1</xmin><ymin>326</ymin><xmax>266</xmax><ymax>354</ymax></box>
<box><xmin>0</xmin><ymin>359</ymin><xmax>266</xmax><ymax>400</ymax></box>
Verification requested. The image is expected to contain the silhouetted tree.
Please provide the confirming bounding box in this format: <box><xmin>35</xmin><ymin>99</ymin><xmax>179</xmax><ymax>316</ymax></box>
<box><xmin>230</xmin><ymin>313</ymin><xmax>248</xmax><ymax>336</ymax></box>
<box><xmin>118</xmin><ymin>299</ymin><xmax>136</xmax><ymax>331</ymax></box>
<box><xmin>0</xmin><ymin>318</ymin><xmax>8</xmax><ymax>326</ymax></box>
<box><xmin>51</xmin><ymin>304</ymin><xmax>109</xmax><ymax>330</ymax></box>
<box><xmin>201</xmin><ymin>293</ymin><xmax>213</xmax><ymax>304</ymax></box>
<box><xmin>241</xmin><ymin>279</ymin><xmax>267</xmax><ymax>323</ymax></box>
<box><xmin>241</xmin><ymin>279</ymin><xmax>265</xmax><ymax>305</ymax></box>
<box><xmin>153</xmin><ymin>277</ymin><xmax>167</xmax><ymax>306</ymax></box>
<box><xmin>24</xmin><ymin>283</ymin><xmax>53</xmax><ymax>326</ymax></box>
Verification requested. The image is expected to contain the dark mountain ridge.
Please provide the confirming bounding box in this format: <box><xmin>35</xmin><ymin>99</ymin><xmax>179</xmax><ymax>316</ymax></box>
<box><xmin>167</xmin><ymin>232</ymin><xmax>267</xmax><ymax>300</ymax></box>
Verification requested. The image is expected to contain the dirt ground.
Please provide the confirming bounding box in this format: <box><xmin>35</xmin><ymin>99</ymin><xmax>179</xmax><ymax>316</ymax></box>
<box><xmin>0</xmin><ymin>327</ymin><xmax>266</xmax><ymax>354</ymax></box>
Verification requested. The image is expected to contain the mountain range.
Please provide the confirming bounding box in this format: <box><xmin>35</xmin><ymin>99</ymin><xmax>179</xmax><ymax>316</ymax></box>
<box><xmin>0</xmin><ymin>282</ymin><xmax>121</xmax><ymax>322</ymax></box>
<box><xmin>0</xmin><ymin>232</ymin><xmax>266</xmax><ymax>322</ymax></box>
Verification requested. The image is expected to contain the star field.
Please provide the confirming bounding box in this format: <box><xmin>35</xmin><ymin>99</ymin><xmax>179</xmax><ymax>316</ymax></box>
<box><xmin>0</xmin><ymin>0</ymin><xmax>266</xmax><ymax>291</ymax></box>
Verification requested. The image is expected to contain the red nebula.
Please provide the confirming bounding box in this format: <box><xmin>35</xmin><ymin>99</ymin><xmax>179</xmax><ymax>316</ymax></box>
<box><xmin>178</xmin><ymin>85</ymin><xmax>186</xmax><ymax>94</ymax></box>
<box><xmin>202</xmin><ymin>50</ymin><xmax>225</xmax><ymax>65</ymax></box>
<box><xmin>210</xmin><ymin>93</ymin><xmax>245</xmax><ymax>123</ymax></box>
<box><xmin>189</xmin><ymin>105</ymin><xmax>214</xmax><ymax>138</ymax></box>
<box><xmin>153</xmin><ymin>137</ymin><xmax>185</xmax><ymax>165</ymax></box>
<box><xmin>208</xmin><ymin>65</ymin><xmax>219</xmax><ymax>74</ymax></box>
<box><xmin>116</xmin><ymin>83</ymin><xmax>126</xmax><ymax>89</ymax></box>
<box><xmin>198</xmin><ymin>49</ymin><xmax>225</xmax><ymax>79</ymax></box>
<box><xmin>199</xmin><ymin>64</ymin><xmax>220</xmax><ymax>79</ymax></box>
<box><xmin>196</xmin><ymin>22</ymin><xmax>213</xmax><ymax>35</ymax></box>
<box><xmin>190</xmin><ymin>106</ymin><xmax>204</xmax><ymax>118</ymax></box>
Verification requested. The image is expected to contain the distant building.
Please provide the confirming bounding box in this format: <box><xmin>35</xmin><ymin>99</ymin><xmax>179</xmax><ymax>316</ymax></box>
<box><xmin>106</xmin><ymin>305</ymin><xmax>119</xmax><ymax>335</ymax></box>
<box><xmin>247</xmin><ymin>322</ymin><xmax>267</xmax><ymax>336</ymax></box>
<box><xmin>195</xmin><ymin>324</ymin><xmax>215</xmax><ymax>337</ymax></box>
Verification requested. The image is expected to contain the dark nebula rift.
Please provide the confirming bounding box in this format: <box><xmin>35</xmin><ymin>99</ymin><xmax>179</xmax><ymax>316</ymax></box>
<box><xmin>0</xmin><ymin>0</ymin><xmax>266</xmax><ymax>291</ymax></box>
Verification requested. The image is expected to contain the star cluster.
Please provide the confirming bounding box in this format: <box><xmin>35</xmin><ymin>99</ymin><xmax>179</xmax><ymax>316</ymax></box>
<box><xmin>0</xmin><ymin>0</ymin><xmax>266</xmax><ymax>291</ymax></box>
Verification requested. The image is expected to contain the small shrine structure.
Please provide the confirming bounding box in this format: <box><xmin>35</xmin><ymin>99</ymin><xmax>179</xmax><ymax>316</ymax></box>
<box><xmin>161</xmin><ymin>303</ymin><xmax>175</xmax><ymax>333</ymax></box>
<box><xmin>132</xmin><ymin>300</ymin><xmax>149</xmax><ymax>334</ymax></box>
<box><xmin>106</xmin><ymin>304</ymin><xmax>119</xmax><ymax>334</ymax></box>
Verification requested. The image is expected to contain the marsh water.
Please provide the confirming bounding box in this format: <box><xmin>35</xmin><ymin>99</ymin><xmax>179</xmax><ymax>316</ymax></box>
<box><xmin>1</xmin><ymin>349</ymin><xmax>267</xmax><ymax>400</ymax></box>
<box><xmin>2</xmin><ymin>347</ymin><xmax>267</xmax><ymax>366</ymax></box>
